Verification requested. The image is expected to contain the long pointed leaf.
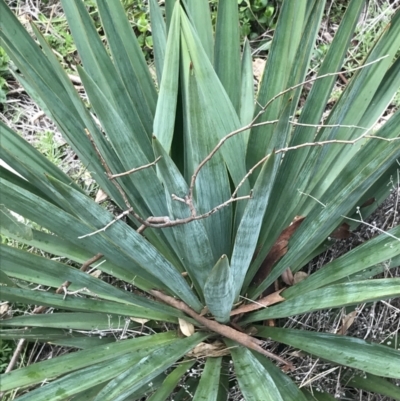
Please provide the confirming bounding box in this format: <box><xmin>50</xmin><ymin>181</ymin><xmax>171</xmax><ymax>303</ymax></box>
<box><xmin>47</xmin><ymin>176</ymin><xmax>203</xmax><ymax>311</ymax></box>
<box><xmin>245</xmin><ymin>279</ymin><xmax>400</xmax><ymax>322</ymax></box>
<box><xmin>93</xmin><ymin>332</ymin><xmax>208</xmax><ymax>401</ymax></box>
<box><xmin>192</xmin><ymin>357</ymin><xmax>222</xmax><ymax>401</ymax></box>
<box><xmin>257</xmin><ymin>326</ymin><xmax>400</xmax><ymax>378</ymax></box>
<box><xmin>0</xmin><ymin>332</ymin><xmax>177</xmax><ymax>391</ymax></box>
<box><xmin>153</xmin><ymin>137</ymin><xmax>214</xmax><ymax>293</ymax></box>
<box><xmin>204</xmin><ymin>255</ymin><xmax>234</xmax><ymax>323</ymax></box>
<box><xmin>153</xmin><ymin>5</ymin><xmax>180</xmax><ymax>153</ymax></box>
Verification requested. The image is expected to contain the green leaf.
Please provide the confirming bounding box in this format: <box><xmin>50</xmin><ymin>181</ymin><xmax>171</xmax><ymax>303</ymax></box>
<box><xmin>76</xmin><ymin>67</ymin><xmax>164</xmax><ymax>212</ymax></box>
<box><xmin>46</xmin><ymin>176</ymin><xmax>203</xmax><ymax>312</ymax></box>
<box><xmin>93</xmin><ymin>332</ymin><xmax>209</xmax><ymax>401</ymax></box>
<box><xmin>0</xmin><ymin>327</ymin><xmax>65</xmax><ymax>341</ymax></box>
<box><xmin>251</xmin><ymin>0</ymin><xmax>365</xmax><ymax>274</ymax></box>
<box><xmin>75</xmin><ymin>65</ymin><xmax>183</xmax><ymax>268</ymax></box>
<box><xmin>183</xmin><ymin>0</ymin><xmax>214</xmax><ymax>63</ymax></box>
<box><xmin>96</xmin><ymin>0</ymin><xmax>157</xmax><ymax>134</ymax></box>
<box><xmin>153</xmin><ymin>137</ymin><xmax>214</xmax><ymax>293</ymax></box>
<box><xmin>0</xmin><ymin>227</ymin><xmax>154</xmax><ymax>292</ymax></box>
<box><xmin>12</xmin><ymin>356</ymin><xmax>135</xmax><ymax>400</ymax></box>
<box><xmin>246</xmin><ymin>1</ymin><xmax>306</xmax><ymax>174</ymax></box>
<box><xmin>1</xmin><ymin>286</ymin><xmax>182</xmax><ymax>323</ymax></box>
<box><xmin>193</xmin><ymin>357</ymin><xmax>222</xmax><ymax>401</ymax></box>
<box><xmin>0</xmin><ymin>177</ymin><xmax>166</xmax><ymax>291</ymax></box>
<box><xmin>256</xmin><ymin>326</ymin><xmax>400</xmax><ymax>378</ymax></box>
<box><xmin>214</xmin><ymin>0</ymin><xmax>241</xmax><ymax>112</ymax></box>
<box><xmin>180</xmin><ymin>47</ymin><xmax>232</xmax><ymax>259</ymax></box>
<box><xmin>204</xmin><ymin>255</ymin><xmax>234</xmax><ymax>323</ymax></box>
<box><xmin>245</xmin><ymin>278</ymin><xmax>400</xmax><ymax>322</ymax></box>
<box><xmin>230</xmin><ymin>151</ymin><xmax>276</xmax><ymax>299</ymax></box>
<box><xmin>0</xmin><ymin>205</ymin><xmax>32</xmax><ymax>241</ymax></box>
<box><xmin>283</xmin><ymin>224</ymin><xmax>400</xmax><ymax>298</ymax></box>
<box><xmin>0</xmin><ymin>269</ymin><xmax>17</xmax><ymax>287</ymax></box>
<box><xmin>252</xmin><ymin>352</ymin><xmax>308</xmax><ymax>401</ymax></box>
<box><xmin>0</xmin><ymin>7</ymin><xmax>126</xmax><ymax>207</ymax></box>
<box><xmin>0</xmin><ymin>332</ymin><xmax>177</xmax><ymax>391</ymax></box>
<box><xmin>305</xmin><ymin>9</ymin><xmax>400</xmax><ymax>205</ymax></box>
<box><xmin>153</xmin><ymin>5</ymin><xmax>180</xmax><ymax>155</ymax></box>
<box><xmin>0</xmin><ymin>121</ymin><xmax>81</xmax><ymax>200</ymax></box>
<box><xmin>344</xmin><ymin>372</ymin><xmax>400</xmax><ymax>400</ymax></box>
<box><xmin>0</xmin><ymin>327</ymin><xmax>114</xmax><ymax>349</ymax></box>
<box><xmin>227</xmin><ymin>341</ymin><xmax>307</xmax><ymax>401</ymax></box>
<box><xmin>149</xmin><ymin>0</ymin><xmax>167</xmax><ymax>85</ymax></box>
<box><xmin>250</xmin><ymin>110</ymin><xmax>400</xmax><ymax>298</ymax></box>
<box><xmin>239</xmin><ymin>40</ymin><xmax>254</xmax><ymax>142</ymax></box>
<box><xmin>239</xmin><ymin>100</ymin><xmax>293</xmax><ymax>294</ymax></box>
<box><xmin>61</xmin><ymin>0</ymin><xmax>154</xmax><ymax>147</ymax></box>
<box><xmin>0</xmin><ymin>244</ymin><xmax>179</xmax><ymax>321</ymax></box>
<box><xmin>0</xmin><ymin>312</ymin><xmax>141</xmax><ymax>331</ymax></box>
<box><xmin>180</xmin><ymin>6</ymin><xmax>249</xmax><ymax>186</ymax></box>
<box><xmin>0</xmin><ymin>164</ymin><xmax>53</xmax><ymax>206</ymax></box>
<box><xmin>147</xmin><ymin>360</ymin><xmax>195</xmax><ymax>401</ymax></box>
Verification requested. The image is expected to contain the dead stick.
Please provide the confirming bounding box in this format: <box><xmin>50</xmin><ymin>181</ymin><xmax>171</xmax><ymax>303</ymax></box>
<box><xmin>150</xmin><ymin>290</ymin><xmax>293</xmax><ymax>368</ymax></box>
<box><xmin>33</xmin><ymin>253</ymin><xmax>103</xmax><ymax>314</ymax></box>
<box><xmin>230</xmin><ymin>290</ymin><xmax>285</xmax><ymax>316</ymax></box>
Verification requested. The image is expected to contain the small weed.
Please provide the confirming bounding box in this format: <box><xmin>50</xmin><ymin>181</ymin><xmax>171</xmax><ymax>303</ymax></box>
<box><xmin>35</xmin><ymin>131</ymin><xmax>65</xmax><ymax>166</ymax></box>
<box><xmin>0</xmin><ymin>341</ymin><xmax>13</xmax><ymax>373</ymax></box>
<box><xmin>0</xmin><ymin>46</ymin><xmax>10</xmax><ymax>103</ymax></box>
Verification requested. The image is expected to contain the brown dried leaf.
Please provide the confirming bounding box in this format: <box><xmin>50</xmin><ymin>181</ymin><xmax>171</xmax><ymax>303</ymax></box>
<box><xmin>89</xmin><ymin>269</ymin><xmax>101</xmax><ymax>278</ymax></box>
<box><xmin>336</xmin><ymin>311</ymin><xmax>357</xmax><ymax>335</ymax></box>
<box><xmin>186</xmin><ymin>341</ymin><xmax>230</xmax><ymax>358</ymax></box>
<box><xmin>95</xmin><ymin>189</ymin><xmax>108</xmax><ymax>203</ymax></box>
<box><xmin>0</xmin><ymin>303</ymin><xmax>9</xmax><ymax>315</ymax></box>
<box><xmin>330</xmin><ymin>222</ymin><xmax>351</xmax><ymax>239</ymax></box>
<box><xmin>253</xmin><ymin>58</ymin><xmax>266</xmax><ymax>82</ymax></box>
<box><xmin>179</xmin><ymin>318</ymin><xmax>195</xmax><ymax>337</ymax></box>
<box><xmin>245</xmin><ymin>326</ymin><xmax>258</xmax><ymax>336</ymax></box>
<box><xmin>293</xmin><ymin>271</ymin><xmax>308</xmax><ymax>284</ymax></box>
<box><xmin>281</xmin><ymin>268</ymin><xmax>294</xmax><ymax>286</ymax></box>
<box><xmin>361</xmin><ymin>197</ymin><xmax>376</xmax><ymax>208</ymax></box>
<box><xmin>252</xmin><ymin>216</ymin><xmax>305</xmax><ymax>288</ymax></box>
<box><xmin>130</xmin><ymin>317</ymin><xmax>149</xmax><ymax>325</ymax></box>
<box><xmin>230</xmin><ymin>289</ymin><xmax>285</xmax><ymax>316</ymax></box>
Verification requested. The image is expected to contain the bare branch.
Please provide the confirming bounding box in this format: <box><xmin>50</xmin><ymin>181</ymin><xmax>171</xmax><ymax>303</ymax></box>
<box><xmin>298</xmin><ymin>191</ymin><xmax>327</xmax><ymax>207</ymax></box>
<box><xmin>78</xmin><ymin>210</ymin><xmax>132</xmax><ymax>239</ymax></box>
<box><xmin>33</xmin><ymin>253</ymin><xmax>104</xmax><ymax>313</ymax></box>
<box><xmin>81</xmin><ymin>126</ymin><xmax>398</xmax><ymax>239</ymax></box>
<box><xmin>289</xmin><ymin>121</ymin><xmax>369</xmax><ymax>130</ymax></box>
<box><xmin>188</xmin><ymin>56</ymin><xmax>389</xmax><ymax>198</ymax></box>
<box><xmin>255</xmin><ymin>56</ymin><xmax>388</xmax><ymax>119</ymax></box>
<box><xmin>85</xmin><ymin>128</ymin><xmax>149</xmax><ymax>228</ymax></box>
<box><xmin>109</xmin><ymin>156</ymin><xmax>162</xmax><ymax>178</ymax></box>
<box><xmin>343</xmin><ymin>214</ymin><xmax>400</xmax><ymax>242</ymax></box>
<box><xmin>239</xmin><ymin>133</ymin><xmax>400</xmax><ymax>192</ymax></box>
<box><xmin>150</xmin><ymin>289</ymin><xmax>293</xmax><ymax>368</ymax></box>
<box><xmin>82</xmin><ymin>56</ymin><xmax>394</xmax><ymax>237</ymax></box>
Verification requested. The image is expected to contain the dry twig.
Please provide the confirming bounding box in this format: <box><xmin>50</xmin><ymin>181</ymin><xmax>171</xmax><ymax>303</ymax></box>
<box><xmin>150</xmin><ymin>289</ymin><xmax>294</xmax><ymax>368</ymax></box>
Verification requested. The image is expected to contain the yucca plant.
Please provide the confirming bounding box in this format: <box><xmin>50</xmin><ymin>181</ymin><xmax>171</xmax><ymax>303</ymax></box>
<box><xmin>1</xmin><ymin>0</ymin><xmax>400</xmax><ymax>399</ymax></box>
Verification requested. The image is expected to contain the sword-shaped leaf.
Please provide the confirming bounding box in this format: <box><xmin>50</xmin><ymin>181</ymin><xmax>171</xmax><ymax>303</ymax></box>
<box><xmin>257</xmin><ymin>326</ymin><xmax>400</xmax><ymax>378</ymax></box>
<box><xmin>204</xmin><ymin>255</ymin><xmax>234</xmax><ymax>323</ymax></box>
